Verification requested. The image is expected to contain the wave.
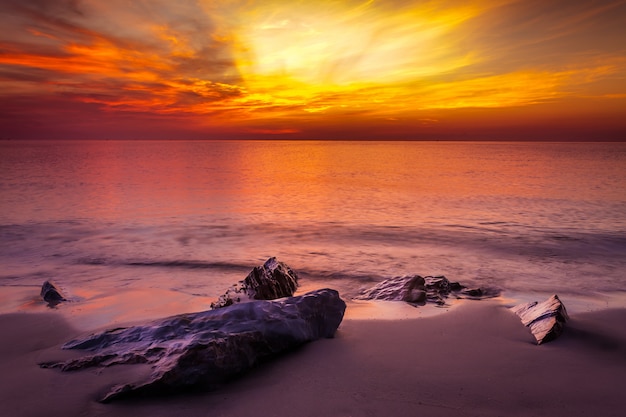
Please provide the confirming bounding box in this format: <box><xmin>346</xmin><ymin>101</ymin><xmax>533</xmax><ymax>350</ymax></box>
<box><xmin>125</xmin><ymin>260</ymin><xmax>251</xmax><ymax>271</ymax></box>
<box><xmin>74</xmin><ymin>257</ymin><xmax>385</xmax><ymax>283</ymax></box>
<box><xmin>3</xmin><ymin>219</ymin><xmax>626</xmax><ymax>300</ymax></box>
<box><xmin>74</xmin><ymin>257</ymin><xmax>252</xmax><ymax>272</ymax></box>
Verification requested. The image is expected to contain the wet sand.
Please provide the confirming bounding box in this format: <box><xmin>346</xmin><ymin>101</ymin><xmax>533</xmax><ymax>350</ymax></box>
<box><xmin>1</xmin><ymin>301</ymin><xmax>624</xmax><ymax>417</ymax></box>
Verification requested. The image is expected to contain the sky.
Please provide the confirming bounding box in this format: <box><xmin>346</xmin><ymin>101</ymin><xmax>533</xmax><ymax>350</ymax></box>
<box><xmin>0</xmin><ymin>0</ymin><xmax>625</xmax><ymax>140</ymax></box>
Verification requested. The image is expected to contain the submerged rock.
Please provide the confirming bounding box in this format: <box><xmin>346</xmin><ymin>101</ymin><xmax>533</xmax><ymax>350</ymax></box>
<box><xmin>40</xmin><ymin>288</ymin><xmax>346</xmax><ymax>402</ymax></box>
<box><xmin>355</xmin><ymin>275</ymin><xmax>499</xmax><ymax>306</ymax></box>
<box><xmin>40</xmin><ymin>281</ymin><xmax>66</xmax><ymax>306</ymax></box>
<box><xmin>511</xmin><ymin>294</ymin><xmax>569</xmax><ymax>345</ymax></box>
<box><xmin>211</xmin><ymin>257</ymin><xmax>298</xmax><ymax>309</ymax></box>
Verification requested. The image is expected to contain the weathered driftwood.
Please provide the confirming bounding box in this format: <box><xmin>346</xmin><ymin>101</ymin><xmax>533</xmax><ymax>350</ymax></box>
<box><xmin>355</xmin><ymin>275</ymin><xmax>499</xmax><ymax>306</ymax></box>
<box><xmin>40</xmin><ymin>288</ymin><xmax>346</xmax><ymax>402</ymax></box>
<box><xmin>211</xmin><ymin>257</ymin><xmax>299</xmax><ymax>309</ymax></box>
<box><xmin>511</xmin><ymin>294</ymin><xmax>569</xmax><ymax>344</ymax></box>
<box><xmin>40</xmin><ymin>281</ymin><xmax>66</xmax><ymax>306</ymax></box>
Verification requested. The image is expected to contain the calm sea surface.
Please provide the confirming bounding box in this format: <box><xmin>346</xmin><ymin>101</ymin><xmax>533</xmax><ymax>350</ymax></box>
<box><xmin>1</xmin><ymin>140</ymin><xmax>625</xmax><ymax>324</ymax></box>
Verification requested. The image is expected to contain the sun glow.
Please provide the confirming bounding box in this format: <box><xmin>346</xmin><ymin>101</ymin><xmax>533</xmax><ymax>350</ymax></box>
<box><xmin>216</xmin><ymin>0</ymin><xmax>626</xmax><ymax>123</ymax></box>
<box><xmin>238</xmin><ymin>8</ymin><xmax>476</xmax><ymax>84</ymax></box>
<box><xmin>227</xmin><ymin>1</ymin><xmax>479</xmax><ymax>112</ymax></box>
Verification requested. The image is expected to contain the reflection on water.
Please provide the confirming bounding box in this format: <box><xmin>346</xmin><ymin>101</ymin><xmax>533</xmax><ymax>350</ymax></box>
<box><xmin>1</xmin><ymin>140</ymin><xmax>625</xmax><ymax>322</ymax></box>
<box><xmin>4</xmin><ymin>140</ymin><xmax>626</xmax><ymax>226</ymax></box>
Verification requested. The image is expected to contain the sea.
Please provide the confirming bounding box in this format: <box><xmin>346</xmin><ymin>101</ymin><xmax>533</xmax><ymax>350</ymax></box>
<box><xmin>1</xmin><ymin>140</ymin><xmax>625</xmax><ymax>327</ymax></box>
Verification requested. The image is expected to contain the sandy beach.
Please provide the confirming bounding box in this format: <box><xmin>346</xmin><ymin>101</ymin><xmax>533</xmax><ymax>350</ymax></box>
<box><xmin>1</xmin><ymin>300</ymin><xmax>624</xmax><ymax>417</ymax></box>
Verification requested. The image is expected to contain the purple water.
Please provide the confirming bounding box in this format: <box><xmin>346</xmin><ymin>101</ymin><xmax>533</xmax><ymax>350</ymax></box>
<box><xmin>1</xmin><ymin>140</ymin><xmax>625</xmax><ymax>325</ymax></box>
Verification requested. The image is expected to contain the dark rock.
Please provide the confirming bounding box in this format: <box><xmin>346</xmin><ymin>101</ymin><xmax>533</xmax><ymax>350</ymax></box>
<box><xmin>511</xmin><ymin>294</ymin><xmax>569</xmax><ymax>345</ymax></box>
<box><xmin>40</xmin><ymin>288</ymin><xmax>346</xmax><ymax>402</ymax></box>
<box><xmin>461</xmin><ymin>288</ymin><xmax>483</xmax><ymax>297</ymax></box>
<box><xmin>355</xmin><ymin>275</ymin><xmax>499</xmax><ymax>306</ymax></box>
<box><xmin>355</xmin><ymin>275</ymin><xmax>425</xmax><ymax>303</ymax></box>
<box><xmin>40</xmin><ymin>281</ymin><xmax>66</xmax><ymax>306</ymax></box>
<box><xmin>211</xmin><ymin>257</ymin><xmax>298</xmax><ymax>309</ymax></box>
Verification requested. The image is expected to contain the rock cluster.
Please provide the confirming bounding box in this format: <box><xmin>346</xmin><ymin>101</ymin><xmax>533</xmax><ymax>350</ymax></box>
<box><xmin>511</xmin><ymin>294</ymin><xmax>569</xmax><ymax>344</ymax></box>
<box><xmin>210</xmin><ymin>257</ymin><xmax>298</xmax><ymax>309</ymax></box>
<box><xmin>41</xmin><ymin>288</ymin><xmax>346</xmax><ymax>402</ymax></box>
<box><xmin>355</xmin><ymin>274</ymin><xmax>499</xmax><ymax>305</ymax></box>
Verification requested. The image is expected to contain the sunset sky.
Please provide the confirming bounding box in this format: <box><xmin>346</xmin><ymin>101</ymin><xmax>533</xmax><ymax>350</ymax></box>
<box><xmin>1</xmin><ymin>0</ymin><xmax>625</xmax><ymax>140</ymax></box>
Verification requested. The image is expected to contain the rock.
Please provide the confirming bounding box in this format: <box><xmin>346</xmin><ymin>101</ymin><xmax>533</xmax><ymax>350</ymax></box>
<box><xmin>355</xmin><ymin>275</ymin><xmax>425</xmax><ymax>303</ymax></box>
<box><xmin>211</xmin><ymin>257</ymin><xmax>299</xmax><ymax>309</ymax></box>
<box><xmin>355</xmin><ymin>275</ymin><xmax>499</xmax><ymax>306</ymax></box>
<box><xmin>461</xmin><ymin>288</ymin><xmax>484</xmax><ymax>297</ymax></box>
<box><xmin>511</xmin><ymin>294</ymin><xmax>569</xmax><ymax>345</ymax></box>
<box><xmin>40</xmin><ymin>288</ymin><xmax>346</xmax><ymax>402</ymax></box>
<box><xmin>40</xmin><ymin>281</ymin><xmax>66</xmax><ymax>306</ymax></box>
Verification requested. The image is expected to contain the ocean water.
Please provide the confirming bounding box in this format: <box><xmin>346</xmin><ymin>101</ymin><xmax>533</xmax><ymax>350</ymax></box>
<box><xmin>1</xmin><ymin>140</ymin><xmax>625</xmax><ymax>325</ymax></box>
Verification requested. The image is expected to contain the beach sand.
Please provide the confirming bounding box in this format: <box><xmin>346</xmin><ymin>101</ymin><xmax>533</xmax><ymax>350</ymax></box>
<box><xmin>1</xmin><ymin>301</ymin><xmax>624</xmax><ymax>417</ymax></box>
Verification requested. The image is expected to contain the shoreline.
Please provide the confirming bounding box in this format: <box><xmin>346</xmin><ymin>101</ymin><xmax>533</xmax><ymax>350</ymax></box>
<box><xmin>5</xmin><ymin>281</ymin><xmax>626</xmax><ymax>327</ymax></box>
<box><xmin>1</xmin><ymin>300</ymin><xmax>624</xmax><ymax>417</ymax></box>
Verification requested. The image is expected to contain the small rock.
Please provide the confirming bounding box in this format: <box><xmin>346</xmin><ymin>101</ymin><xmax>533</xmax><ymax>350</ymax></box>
<box><xmin>211</xmin><ymin>257</ymin><xmax>298</xmax><ymax>309</ymax></box>
<box><xmin>511</xmin><ymin>294</ymin><xmax>569</xmax><ymax>344</ymax></box>
<box><xmin>461</xmin><ymin>288</ymin><xmax>483</xmax><ymax>297</ymax></box>
<box><xmin>40</xmin><ymin>281</ymin><xmax>66</xmax><ymax>306</ymax></box>
<box><xmin>355</xmin><ymin>275</ymin><xmax>425</xmax><ymax>303</ymax></box>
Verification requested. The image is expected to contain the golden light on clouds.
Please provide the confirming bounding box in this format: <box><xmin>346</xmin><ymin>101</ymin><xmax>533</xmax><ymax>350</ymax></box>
<box><xmin>0</xmin><ymin>0</ymin><xmax>624</xmax><ymax>139</ymax></box>
<box><xmin>233</xmin><ymin>1</ymin><xmax>477</xmax><ymax>85</ymax></box>
<box><xmin>217</xmin><ymin>0</ymin><xmax>485</xmax><ymax>121</ymax></box>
